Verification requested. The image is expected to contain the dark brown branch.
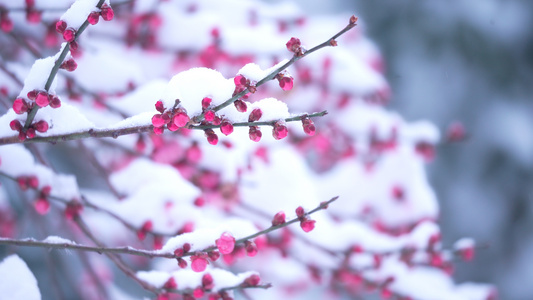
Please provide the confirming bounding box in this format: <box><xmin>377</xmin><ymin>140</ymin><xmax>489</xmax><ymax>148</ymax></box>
<box><xmin>0</xmin><ymin>111</ymin><xmax>327</xmax><ymax>145</ymax></box>
<box><xmin>0</xmin><ymin>196</ymin><xmax>339</xmax><ymax>259</ymax></box>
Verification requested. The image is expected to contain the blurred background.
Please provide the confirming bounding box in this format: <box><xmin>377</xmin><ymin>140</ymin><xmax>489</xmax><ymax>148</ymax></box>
<box><xmin>281</xmin><ymin>0</ymin><xmax>533</xmax><ymax>299</ymax></box>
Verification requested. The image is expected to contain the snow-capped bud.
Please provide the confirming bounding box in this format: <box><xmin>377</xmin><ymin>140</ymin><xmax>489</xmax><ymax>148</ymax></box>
<box><xmin>220</xmin><ymin>121</ymin><xmax>233</xmax><ymax>136</ymax></box>
<box><xmin>302</xmin><ymin>118</ymin><xmax>315</xmax><ymax>136</ymax></box>
<box><xmin>248</xmin><ymin>108</ymin><xmax>262</xmax><ymax>122</ymax></box>
<box><xmin>34</xmin><ymin>120</ymin><xmax>49</xmax><ymax>133</ymax></box>
<box><xmin>202</xmin><ymin>273</ymin><xmax>214</xmax><ymax>290</ymax></box>
<box><xmin>87</xmin><ymin>11</ymin><xmax>100</xmax><ymax>25</ymax></box>
<box><xmin>35</xmin><ymin>91</ymin><xmax>50</xmax><ymax>107</ymax></box>
<box><xmin>100</xmin><ymin>4</ymin><xmax>114</xmax><ymax>21</ymax></box>
<box><xmin>34</xmin><ymin>198</ymin><xmax>50</xmax><ymax>215</ymax></box>
<box><xmin>205</xmin><ymin>129</ymin><xmax>218</xmax><ymax>145</ymax></box>
<box><xmin>202</xmin><ymin>97</ymin><xmax>212</xmax><ymax>109</ymax></box>
<box><xmin>60</xmin><ymin>58</ymin><xmax>77</xmax><ymax>72</ymax></box>
<box><xmin>272</xmin><ymin>121</ymin><xmax>288</xmax><ymax>140</ymax></box>
<box><xmin>244</xmin><ymin>274</ymin><xmax>260</xmax><ymax>286</ymax></box>
<box><xmin>163</xmin><ymin>277</ymin><xmax>177</xmax><ymax>289</ymax></box>
<box><xmin>10</xmin><ymin>120</ymin><xmax>22</xmax><ymax>131</ymax></box>
<box><xmin>300</xmin><ymin>218</ymin><xmax>316</xmax><ymax>233</ymax></box>
<box><xmin>272</xmin><ymin>211</ymin><xmax>286</xmax><ymax>226</ymax></box>
<box><xmin>63</xmin><ymin>28</ymin><xmax>76</xmax><ymax>42</ymax></box>
<box><xmin>234</xmin><ymin>100</ymin><xmax>247</xmax><ymax>112</ymax></box>
<box><xmin>155</xmin><ymin>100</ymin><xmax>165</xmax><ymax>113</ymax></box>
<box><xmin>245</xmin><ymin>240</ymin><xmax>258</xmax><ymax>257</ymax></box>
<box><xmin>55</xmin><ymin>20</ymin><xmax>67</xmax><ymax>33</ymax></box>
<box><xmin>13</xmin><ymin>98</ymin><xmax>29</xmax><ymax>114</ymax></box>
<box><xmin>248</xmin><ymin>126</ymin><xmax>262</xmax><ymax>142</ymax></box>
<box><xmin>216</xmin><ymin>232</ymin><xmax>236</xmax><ymax>255</ymax></box>
<box><xmin>49</xmin><ymin>95</ymin><xmax>61</xmax><ymax>108</ymax></box>
<box><xmin>191</xmin><ymin>253</ymin><xmax>209</xmax><ymax>272</ymax></box>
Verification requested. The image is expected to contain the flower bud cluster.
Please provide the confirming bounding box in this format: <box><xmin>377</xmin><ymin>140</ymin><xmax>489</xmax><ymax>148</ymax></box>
<box><xmin>151</xmin><ymin>100</ymin><xmax>191</xmax><ymax>135</ymax></box>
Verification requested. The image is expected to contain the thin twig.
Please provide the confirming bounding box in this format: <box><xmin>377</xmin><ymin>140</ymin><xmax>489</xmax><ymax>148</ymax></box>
<box><xmin>0</xmin><ymin>111</ymin><xmax>327</xmax><ymax>145</ymax></box>
<box><xmin>0</xmin><ymin>197</ymin><xmax>339</xmax><ymax>259</ymax></box>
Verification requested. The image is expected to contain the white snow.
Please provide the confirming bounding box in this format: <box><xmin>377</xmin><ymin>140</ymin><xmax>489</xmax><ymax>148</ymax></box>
<box><xmin>0</xmin><ymin>255</ymin><xmax>41</xmax><ymax>300</ymax></box>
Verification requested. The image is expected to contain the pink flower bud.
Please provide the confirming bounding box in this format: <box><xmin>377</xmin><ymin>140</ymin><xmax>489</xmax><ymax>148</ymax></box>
<box><xmin>286</xmin><ymin>37</ymin><xmax>301</xmax><ymax>53</ymax></box>
<box><xmin>26</xmin><ymin>127</ymin><xmax>36</xmax><ymax>139</ymax></box>
<box><xmin>248</xmin><ymin>126</ymin><xmax>262</xmax><ymax>142</ymax></box>
<box><xmin>60</xmin><ymin>58</ymin><xmax>77</xmax><ymax>72</ymax></box>
<box><xmin>191</xmin><ymin>254</ymin><xmax>208</xmax><ymax>272</ymax></box>
<box><xmin>35</xmin><ymin>91</ymin><xmax>50</xmax><ymax>107</ymax></box>
<box><xmin>202</xmin><ymin>273</ymin><xmax>214</xmax><ymax>290</ymax></box>
<box><xmin>13</xmin><ymin>98</ymin><xmax>29</xmax><ymax>114</ymax></box>
<box><xmin>272</xmin><ymin>121</ymin><xmax>288</xmax><ymax>140</ymax></box>
<box><xmin>34</xmin><ymin>120</ymin><xmax>49</xmax><ymax>133</ymax></box>
<box><xmin>9</xmin><ymin>120</ymin><xmax>22</xmax><ymax>131</ymax></box>
<box><xmin>193</xmin><ymin>288</ymin><xmax>204</xmax><ymax>298</ymax></box>
<box><xmin>272</xmin><ymin>211</ymin><xmax>286</xmax><ymax>226</ymax></box>
<box><xmin>55</xmin><ymin>20</ymin><xmax>67</xmax><ymax>33</ymax></box>
<box><xmin>295</xmin><ymin>206</ymin><xmax>305</xmax><ymax>218</ymax></box>
<box><xmin>186</xmin><ymin>143</ymin><xmax>202</xmax><ymax>163</ymax></box>
<box><xmin>245</xmin><ymin>241</ymin><xmax>258</xmax><ymax>257</ymax></box>
<box><xmin>63</xmin><ymin>28</ymin><xmax>76</xmax><ymax>42</ymax></box>
<box><xmin>277</xmin><ymin>75</ymin><xmax>294</xmax><ymax>91</ymax></box>
<box><xmin>163</xmin><ymin>277</ymin><xmax>177</xmax><ymax>289</ymax></box>
<box><xmin>234</xmin><ymin>100</ymin><xmax>247</xmax><ymax>112</ymax></box>
<box><xmin>177</xmin><ymin>258</ymin><xmax>187</xmax><ymax>268</ymax></box>
<box><xmin>182</xmin><ymin>243</ymin><xmax>191</xmax><ymax>253</ymax></box>
<box><xmin>151</xmin><ymin>114</ymin><xmax>165</xmax><ymax>127</ymax></box>
<box><xmin>234</xmin><ymin>75</ymin><xmax>247</xmax><ymax>87</ymax></box>
<box><xmin>153</xmin><ymin>126</ymin><xmax>164</xmax><ymax>135</ymax></box>
<box><xmin>208</xmin><ymin>250</ymin><xmax>220</xmax><ymax>261</ymax></box>
<box><xmin>26</xmin><ymin>9</ymin><xmax>41</xmax><ymax>24</ymax></box>
<box><xmin>244</xmin><ymin>274</ymin><xmax>260</xmax><ymax>286</ymax></box>
<box><xmin>27</xmin><ymin>90</ymin><xmax>38</xmax><ymax>100</ymax></box>
<box><xmin>87</xmin><ymin>11</ymin><xmax>100</xmax><ymax>25</ymax></box>
<box><xmin>49</xmin><ymin>95</ymin><xmax>61</xmax><ymax>108</ymax></box>
<box><xmin>205</xmin><ymin>129</ymin><xmax>218</xmax><ymax>145</ymax></box>
<box><xmin>204</xmin><ymin>110</ymin><xmax>216</xmax><ymax>122</ymax></box>
<box><xmin>300</xmin><ymin>218</ymin><xmax>316</xmax><ymax>233</ymax></box>
<box><xmin>302</xmin><ymin>118</ymin><xmax>315</xmax><ymax>136</ymax></box>
<box><xmin>248</xmin><ymin>108</ymin><xmax>262</xmax><ymax>122</ymax></box>
<box><xmin>34</xmin><ymin>198</ymin><xmax>50</xmax><ymax>215</ymax></box>
<box><xmin>155</xmin><ymin>100</ymin><xmax>165</xmax><ymax>113</ymax></box>
<box><xmin>220</xmin><ymin>121</ymin><xmax>233</xmax><ymax>136</ymax></box>
<box><xmin>0</xmin><ymin>15</ymin><xmax>14</xmax><ymax>33</ymax></box>
<box><xmin>100</xmin><ymin>4</ymin><xmax>114</xmax><ymax>21</ymax></box>
<box><xmin>64</xmin><ymin>201</ymin><xmax>83</xmax><ymax>220</ymax></box>
<box><xmin>173</xmin><ymin>111</ymin><xmax>190</xmax><ymax>128</ymax></box>
<box><xmin>216</xmin><ymin>232</ymin><xmax>235</xmax><ymax>254</ymax></box>
<box><xmin>202</xmin><ymin>97</ymin><xmax>212</xmax><ymax>109</ymax></box>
